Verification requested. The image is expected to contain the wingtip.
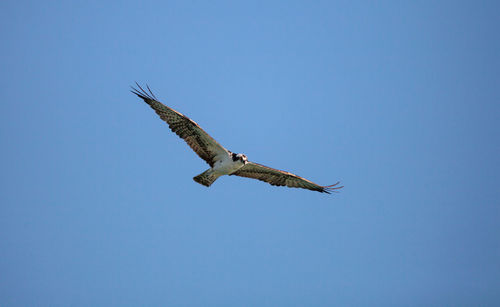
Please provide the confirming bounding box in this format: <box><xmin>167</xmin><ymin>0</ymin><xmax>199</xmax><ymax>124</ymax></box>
<box><xmin>322</xmin><ymin>181</ymin><xmax>343</xmax><ymax>194</ymax></box>
<box><xmin>130</xmin><ymin>82</ymin><xmax>157</xmax><ymax>102</ymax></box>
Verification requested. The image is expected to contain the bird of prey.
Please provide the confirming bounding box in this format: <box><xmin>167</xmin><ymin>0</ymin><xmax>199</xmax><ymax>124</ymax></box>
<box><xmin>131</xmin><ymin>83</ymin><xmax>343</xmax><ymax>194</ymax></box>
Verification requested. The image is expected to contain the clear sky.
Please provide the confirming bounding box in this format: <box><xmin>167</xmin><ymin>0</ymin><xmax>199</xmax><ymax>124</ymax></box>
<box><xmin>1</xmin><ymin>1</ymin><xmax>499</xmax><ymax>306</ymax></box>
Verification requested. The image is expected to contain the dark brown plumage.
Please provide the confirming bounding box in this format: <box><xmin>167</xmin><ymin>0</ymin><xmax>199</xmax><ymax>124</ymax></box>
<box><xmin>131</xmin><ymin>83</ymin><xmax>227</xmax><ymax>167</ymax></box>
<box><xmin>231</xmin><ymin>162</ymin><xmax>343</xmax><ymax>194</ymax></box>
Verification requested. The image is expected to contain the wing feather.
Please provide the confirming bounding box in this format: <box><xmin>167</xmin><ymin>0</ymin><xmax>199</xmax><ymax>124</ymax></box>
<box><xmin>231</xmin><ymin>162</ymin><xmax>343</xmax><ymax>193</ymax></box>
<box><xmin>131</xmin><ymin>83</ymin><xmax>228</xmax><ymax>167</ymax></box>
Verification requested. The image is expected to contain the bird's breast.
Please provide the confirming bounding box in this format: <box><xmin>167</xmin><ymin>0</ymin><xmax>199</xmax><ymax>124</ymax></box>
<box><xmin>213</xmin><ymin>157</ymin><xmax>245</xmax><ymax>175</ymax></box>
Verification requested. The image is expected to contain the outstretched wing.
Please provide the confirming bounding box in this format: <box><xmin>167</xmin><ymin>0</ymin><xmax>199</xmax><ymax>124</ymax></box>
<box><xmin>231</xmin><ymin>161</ymin><xmax>343</xmax><ymax>194</ymax></box>
<box><xmin>131</xmin><ymin>83</ymin><xmax>229</xmax><ymax>167</ymax></box>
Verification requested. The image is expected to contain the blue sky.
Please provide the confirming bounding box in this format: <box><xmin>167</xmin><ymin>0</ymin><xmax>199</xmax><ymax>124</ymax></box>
<box><xmin>1</xmin><ymin>1</ymin><xmax>499</xmax><ymax>306</ymax></box>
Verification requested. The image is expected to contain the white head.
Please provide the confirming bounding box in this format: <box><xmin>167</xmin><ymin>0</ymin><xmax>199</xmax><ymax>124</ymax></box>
<box><xmin>232</xmin><ymin>153</ymin><xmax>248</xmax><ymax>164</ymax></box>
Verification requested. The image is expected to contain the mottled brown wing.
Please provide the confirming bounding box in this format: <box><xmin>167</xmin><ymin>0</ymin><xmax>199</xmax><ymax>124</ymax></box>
<box><xmin>131</xmin><ymin>83</ymin><xmax>229</xmax><ymax>167</ymax></box>
<box><xmin>231</xmin><ymin>162</ymin><xmax>343</xmax><ymax>193</ymax></box>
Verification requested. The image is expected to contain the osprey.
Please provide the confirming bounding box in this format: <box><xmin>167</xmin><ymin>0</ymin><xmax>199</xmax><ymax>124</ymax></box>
<box><xmin>131</xmin><ymin>83</ymin><xmax>343</xmax><ymax>194</ymax></box>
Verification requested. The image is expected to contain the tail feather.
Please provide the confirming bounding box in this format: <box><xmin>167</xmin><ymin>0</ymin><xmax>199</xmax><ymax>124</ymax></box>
<box><xmin>193</xmin><ymin>169</ymin><xmax>220</xmax><ymax>187</ymax></box>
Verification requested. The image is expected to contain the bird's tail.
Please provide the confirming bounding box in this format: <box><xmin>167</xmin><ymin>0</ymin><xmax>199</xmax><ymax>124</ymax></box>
<box><xmin>193</xmin><ymin>169</ymin><xmax>220</xmax><ymax>187</ymax></box>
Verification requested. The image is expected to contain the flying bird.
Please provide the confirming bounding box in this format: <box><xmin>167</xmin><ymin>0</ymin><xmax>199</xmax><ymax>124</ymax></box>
<box><xmin>131</xmin><ymin>83</ymin><xmax>343</xmax><ymax>194</ymax></box>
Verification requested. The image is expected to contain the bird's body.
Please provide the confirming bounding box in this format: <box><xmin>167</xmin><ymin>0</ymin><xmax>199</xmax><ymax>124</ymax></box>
<box><xmin>131</xmin><ymin>83</ymin><xmax>343</xmax><ymax>194</ymax></box>
<box><xmin>194</xmin><ymin>152</ymin><xmax>247</xmax><ymax>187</ymax></box>
<box><xmin>213</xmin><ymin>153</ymin><xmax>247</xmax><ymax>176</ymax></box>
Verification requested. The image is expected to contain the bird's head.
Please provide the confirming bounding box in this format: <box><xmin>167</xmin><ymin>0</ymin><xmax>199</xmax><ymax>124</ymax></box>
<box><xmin>239</xmin><ymin>154</ymin><xmax>248</xmax><ymax>164</ymax></box>
<box><xmin>232</xmin><ymin>153</ymin><xmax>248</xmax><ymax>164</ymax></box>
